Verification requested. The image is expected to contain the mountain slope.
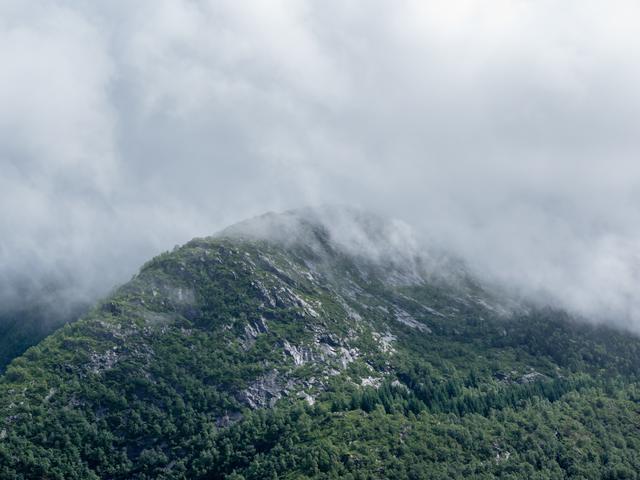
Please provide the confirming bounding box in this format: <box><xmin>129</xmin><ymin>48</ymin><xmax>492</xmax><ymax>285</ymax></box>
<box><xmin>2</xmin><ymin>209</ymin><xmax>640</xmax><ymax>479</ymax></box>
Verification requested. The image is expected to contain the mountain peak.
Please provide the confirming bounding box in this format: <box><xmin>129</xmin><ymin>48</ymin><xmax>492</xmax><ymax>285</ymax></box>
<box><xmin>2</xmin><ymin>209</ymin><xmax>640</xmax><ymax>479</ymax></box>
<box><xmin>219</xmin><ymin>206</ymin><xmax>417</xmax><ymax>258</ymax></box>
<box><xmin>217</xmin><ymin>206</ymin><xmax>455</xmax><ymax>287</ymax></box>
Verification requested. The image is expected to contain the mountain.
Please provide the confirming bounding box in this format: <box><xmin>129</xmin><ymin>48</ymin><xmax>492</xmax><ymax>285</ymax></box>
<box><xmin>2</xmin><ymin>208</ymin><xmax>640</xmax><ymax>479</ymax></box>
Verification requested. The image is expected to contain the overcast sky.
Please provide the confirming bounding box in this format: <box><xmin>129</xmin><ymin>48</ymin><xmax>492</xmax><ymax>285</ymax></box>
<box><xmin>2</xmin><ymin>1</ymin><xmax>640</xmax><ymax>327</ymax></box>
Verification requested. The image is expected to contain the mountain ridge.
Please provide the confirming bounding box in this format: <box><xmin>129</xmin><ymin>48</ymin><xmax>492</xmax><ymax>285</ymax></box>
<box><xmin>1</xmin><ymin>208</ymin><xmax>640</xmax><ymax>479</ymax></box>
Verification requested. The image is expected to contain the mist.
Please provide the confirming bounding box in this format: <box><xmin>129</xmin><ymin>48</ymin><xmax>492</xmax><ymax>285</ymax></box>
<box><xmin>2</xmin><ymin>1</ymin><xmax>640</xmax><ymax>330</ymax></box>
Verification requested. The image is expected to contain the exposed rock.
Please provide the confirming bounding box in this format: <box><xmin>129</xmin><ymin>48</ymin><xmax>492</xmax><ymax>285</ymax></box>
<box><xmin>241</xmin><ymin>316</ymin><xmax>270</xmax><ymax>350</ymax></box>
<box><xmin>373</xmin><ymin>331</ymin><xmax>397</xmax><ymax>353</ymax></box>
<box><xmin>215</xmin><ymin>411</ymin><xmax>244</xmax><ymax>428</ymax></box>
<box><xmin>283</xmin><ymin>341</ymin><xmax>313</xmax><ymax>366</ymax></box>
<box><xmin>252</xmin><ymin>279</ymin><xmax>276</xmax><ymax>308</ymax></box>
<box><xmin>360</xmin><ymin>376</ymin><xmax>383</xmax><ymax>388</ymax></box>
<box><xmin>518</xmin><ymin>371</ymin><xmax>547</xmax><ymax>384</ymax></box>
<box><xmin>493</xmin><ymin>442</ymin><xmax>511</xmax><ymax>463</ymax></box>
<box><xmin>495</xmin><ymin>451</ymin><xmax>511</xmax><ymax>463</ymax></box>
<box><xmin>494</xmin><ymin>370</ymin><xmax>547</xmax><ymax>385</ymax></box>
<box><xmin>393</xmin><ymin>308</ymin><xmax>431</xmax><ymax>333</ymax></box>
<box><xmin>316</xmin><ymin>332</ymin><xmax>344</xmax><ymax>347</ymax></box>
<box><xmin>239</xmin><ymin>370</ymin><xmax>292</xmax><ymax>409</ymax></box>
<box><xmin>337</xmin><ymin>347</ymin><xmax>359</xmax><ymax>369</ymax></box>
<box><xmin>336</xmin><ymin>297</ymin><xmax>362</xmax><ymax>322</ymax></box>
<box><xmin>88</xmin><ymin>348</ymin><xmax>119</xmax><ymax>374</ymax></box>
<box><xmin>44</xmin><ymin>388</ymin><xmax>56</xmax><ymax>402</ymax></box>
<box><xmin>391</xmin><ymin>379</ymin><xmax>409</xmax><ymax>391</ymax></box>
<box><xmin>297</xmin><ymin>391</ymin><xmax>316</xmax><ymax>405</ymax></box>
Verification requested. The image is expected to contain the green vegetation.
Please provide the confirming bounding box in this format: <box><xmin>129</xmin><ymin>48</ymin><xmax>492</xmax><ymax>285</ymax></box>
<box><xmin>1</xmin><ymin>221</ymin><xmax>640</xmax><ymax>479</ymax></box>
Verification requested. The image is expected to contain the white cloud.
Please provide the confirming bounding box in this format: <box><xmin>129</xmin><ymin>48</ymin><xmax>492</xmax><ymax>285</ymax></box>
<box><xmin>1</xmin><ymin>0</ymin><xmax>640</xmax><ymax>328</ymax></box>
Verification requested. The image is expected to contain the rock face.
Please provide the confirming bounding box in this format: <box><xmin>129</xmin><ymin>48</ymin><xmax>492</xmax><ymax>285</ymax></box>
<box><xmin>1</xmin><ymin>208</ymin><xmax>639</xmax><ymax>479</ymax></box>
<box><xmin>239</xmin><ymin>370</ymin><xmax>290</xmax><ymax>409</ymax></box>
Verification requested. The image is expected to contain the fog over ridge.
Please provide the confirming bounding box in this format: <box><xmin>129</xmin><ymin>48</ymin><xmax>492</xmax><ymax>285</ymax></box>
<box><xmin>1</xmin><ymin>1</ymin><xmax>640</xmax><ymax>330</ymax></box>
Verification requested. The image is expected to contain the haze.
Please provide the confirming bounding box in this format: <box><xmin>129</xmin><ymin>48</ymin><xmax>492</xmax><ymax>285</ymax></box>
<box><xmin>2</xmin><ymin>1</ymin><xmax>640</xmax><ymax>329</ymax></box>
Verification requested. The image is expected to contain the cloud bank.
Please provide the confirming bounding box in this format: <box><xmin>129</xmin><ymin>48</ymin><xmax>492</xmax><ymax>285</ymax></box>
<box><xmin>2</xmin><ymin>0</ymin><xmax>640</xmax><ymax>328</ymax></box>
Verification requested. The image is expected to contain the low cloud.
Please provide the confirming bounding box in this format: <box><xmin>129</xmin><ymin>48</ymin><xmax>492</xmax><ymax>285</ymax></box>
<box><xmin>2</xmin><ymin>1</ymin><xmax>640</xmax><ymax>329</ymax></box>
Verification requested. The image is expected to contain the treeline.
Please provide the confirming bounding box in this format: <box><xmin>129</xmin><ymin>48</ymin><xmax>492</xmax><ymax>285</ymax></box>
<box><xmin>330</xmin><ymin>364</ymin><xmax>595</xmax><ymax>419</ymax></box>
<box><xmin>189</xmin><ymin>381</ymin><xmax>640</xmax><ymax>480</ymax></box>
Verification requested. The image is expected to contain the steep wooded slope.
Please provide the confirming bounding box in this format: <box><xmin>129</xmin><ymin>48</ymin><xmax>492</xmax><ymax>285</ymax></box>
<box><xmin>2</xmin><ymin>209</ymin><xmax>640</xmax><ymax>479</ymax></box>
